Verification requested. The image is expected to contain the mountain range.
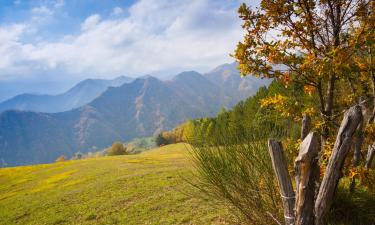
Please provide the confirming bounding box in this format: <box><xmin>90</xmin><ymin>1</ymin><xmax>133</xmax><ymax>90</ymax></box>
<box><xmin>0</xmin><ymin>63</ymin><xmax>270</xmax><ymax>166</ymax></box>
<box><xmin>0</xmin><ymin>76</ymin><xmax>133</xmax><ymax>113</ymax></box>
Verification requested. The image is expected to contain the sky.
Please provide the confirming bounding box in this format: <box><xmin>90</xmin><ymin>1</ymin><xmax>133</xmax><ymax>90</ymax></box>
<box><xmin>0</xmin><ymin>0</ymin><xmax>259</xmax><ymax>99</ymax></box>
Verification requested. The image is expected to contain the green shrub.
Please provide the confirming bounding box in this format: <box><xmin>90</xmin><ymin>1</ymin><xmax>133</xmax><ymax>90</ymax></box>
<box><xmin>329</xmin><ymin>184</ymin><xmax>375</xmax><ymax>225</ymax></box>
<box><xmin>190</xmin><ymin>128</ymin><xmax>286</xmax><ymax>225</ymax></box>
<box><xmin>156</xmin><ymin>133</ymin><xmax>169</xmax><ymax>146</ymax></box>
<box><xmin>106</xmin><ymin>142</ymin><xmax>128</xmax><ymax>156</ymax></box>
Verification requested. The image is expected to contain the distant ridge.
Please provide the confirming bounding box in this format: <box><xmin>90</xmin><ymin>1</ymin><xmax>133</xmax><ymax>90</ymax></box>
<box><xmin>204</xmin><ymin>62</ymin><xmax>267</xmax><ymax>107</ymax></box>
<box><xmin>0</xmin><ymin>76</ymin><xmax>133</xmax><ymax>113</ymax></box>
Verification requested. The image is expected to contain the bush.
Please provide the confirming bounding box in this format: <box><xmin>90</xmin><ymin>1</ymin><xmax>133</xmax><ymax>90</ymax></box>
<box><xmin>106</xmin><ymin>142</ymin><xmax>128</xmax><ymax>156</ymax></box>
<box><xmin>329</xmin><ymin>184</ymin><xmax>375</xmax><ymax>225</ymax></box>
<box><xmin>158</xmin><ymin>121</ymin><xmax>195</xmax><ymax>144</ymax></box>
<box><xmin>55</xmin><ymin>155</ymin><xmax>67</xmax><ymax>162</ymax></box>
<box><xmin>190</xmin><ymin>129</ymin><xmax>285</xmax><ymax>224</ymax></box>
<box><xmin>156</xmin><ymin>133</ymin><xmax>169</xmax><ymax>146</ymax></box>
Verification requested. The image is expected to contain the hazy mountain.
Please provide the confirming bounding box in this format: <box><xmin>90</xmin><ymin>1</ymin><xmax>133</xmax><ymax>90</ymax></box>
<box><xmin>0</xmin><ymin>63</ymin><xmax>269</xmax><ymax>166</ymax></box>
<box><xmin>168</xmin><ymin>71</ymin><xmax>224</xmax><ymax>114</ymax></box>
<box><xmin>0</xmin><ymin>76</ymin><xmax>133</xmax><ymax>113</ymax></box>
<box><xmin>205</xmin><ymin>62</ymin><xmax>271</xmax><ymax>107</ymax></box>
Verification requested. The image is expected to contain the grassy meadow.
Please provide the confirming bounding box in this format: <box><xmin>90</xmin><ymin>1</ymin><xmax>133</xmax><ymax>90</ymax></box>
<box><xmin>0</xmin><ymin>143</ymin><xmax>231</xmax><ymax>225</ymax></box>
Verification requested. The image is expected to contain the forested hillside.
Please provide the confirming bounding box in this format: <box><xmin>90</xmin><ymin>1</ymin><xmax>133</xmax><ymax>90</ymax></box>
<box><xmin>158</xmin><ymin>81</ymin><xmax>302</xmax><ymax>146</ymax></box>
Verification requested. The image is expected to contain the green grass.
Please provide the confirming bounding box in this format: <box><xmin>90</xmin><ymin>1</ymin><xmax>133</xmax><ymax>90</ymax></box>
<box><xmin>0</xmin><ymin>143</ymin><xmax>231</xmax><ymax>225</ymax></box>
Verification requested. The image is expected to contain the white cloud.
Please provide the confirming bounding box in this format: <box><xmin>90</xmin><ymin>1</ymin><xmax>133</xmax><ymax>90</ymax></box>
<box><xmin>0</xmin><ymin>24</ymin><xmax>27</xmax><ymax>72</ymax></box>
<box><xmin>28</xmin><ymin>5</ymin><xmax>55</xmax><ymax>31</ymax></box>
<box><xmin>111</xmin><ymin>7</ymin><xmax>124</xmax><ymax>16</ymax></box>
<box><xmin>0</xmin><ymin>0</ymin><xmax>243</xmax><ymax>80</ymax></box>
<box><xmin>81</xmin><ymin>14</ymin><xmax>101</xmax><ymax>31</ymax></box>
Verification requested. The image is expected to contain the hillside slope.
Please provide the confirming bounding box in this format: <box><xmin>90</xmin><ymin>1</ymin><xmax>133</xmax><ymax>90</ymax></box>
<box><xmin>0</xmin><ymin>144</ymin><xmax>230</xmax><ymax>225</ymax></box>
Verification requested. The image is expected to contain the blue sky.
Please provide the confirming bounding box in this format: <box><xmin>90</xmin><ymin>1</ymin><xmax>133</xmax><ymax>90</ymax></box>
<box><xmin>0</xmin><ymin>0</ymin><xmax>258</xmax><ymax>98</ymax></box>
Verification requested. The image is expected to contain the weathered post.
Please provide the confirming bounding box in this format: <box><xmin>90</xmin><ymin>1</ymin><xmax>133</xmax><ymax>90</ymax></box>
<box><xmin>268</xmin><ymin>139</ymin><xmax>295</xmax><ymax>225</ymax></box>
<box><xmin>365</xmin><ymin>145</ymin><xmax>375</xmax><ymax>169</ymax></box>
<box><xmin>314</xmin><ymin>105</ymin><xmax>363</xmax><ymax>225</ymax></box>
<box><xmin>301</xmin><ymin>114</ymin><xmax>311</xmax><ymax>140</ymax></box>
<box><xmin>294</xmin><ymin>132</ymin><xmax>320</xmax><ymax>225</ymax></box>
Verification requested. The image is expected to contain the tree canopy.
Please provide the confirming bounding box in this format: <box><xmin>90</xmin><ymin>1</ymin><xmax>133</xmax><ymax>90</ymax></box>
<box><xmin>234</xmin><ymin>0</ymin><xmax>374</xmax><ymax>142</ymax></box>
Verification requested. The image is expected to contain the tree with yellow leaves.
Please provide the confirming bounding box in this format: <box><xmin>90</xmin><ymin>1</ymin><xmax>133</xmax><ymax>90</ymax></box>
<box><xmin>234</xmin><ymin>0</ymin><xmax>374</xmax><ymax>144</ymax></box>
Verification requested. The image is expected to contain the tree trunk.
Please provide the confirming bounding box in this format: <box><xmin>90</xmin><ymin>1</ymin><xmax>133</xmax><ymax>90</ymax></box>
<box><xmin>268</xmin><ymin>139</ymin><xmax>295</xmax><ymax>225</ymax></box>
<box><xmin>349</xmin><ymin>119</ymin><xmax>364</xmax><ymax>193</ymax></box>
<box><xmin>314</xmin><ymin>105</ymin><xmax>363</xmax><ymax>225</ymax></box>
<box><xmin>295</xmin><ymin>132</ymin><xmax>320</xmax><ymax>225</ymax></box>
<box><xmin>301</xmin><ymin>115</ymin><xmax>311</xmax><ymax>140</ymax></box>
<box><xmin>322</xmin><ymin>74</ymin><xmax>336</xmax><ymax>146</ymax></box>
<box><xmin>324</xmin><ymin>75</ymin><xmax>335</xmax><ymax>117</ymax></box>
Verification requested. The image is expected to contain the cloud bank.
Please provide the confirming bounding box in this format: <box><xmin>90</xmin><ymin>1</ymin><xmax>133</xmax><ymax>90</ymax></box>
<box><xmin>0</xmin><ymin>0</ymin><xmax>248</xmax><ymax>80</ymax></box>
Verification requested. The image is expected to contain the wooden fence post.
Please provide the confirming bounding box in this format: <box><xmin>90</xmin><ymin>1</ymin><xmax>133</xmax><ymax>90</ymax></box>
<box><xmin>268</xmin><ymin>139</ymin><xmax>295</xmax><ymax>225</ymax></box>
<box><xmin>365</xmin><ymin>145</ymin><xmax>375</xmax><ymax>169</ymax></box>
<box><xmin>294</xmin><ymin>132</ymin><xmax>320</xmax><ymax>225</ymax></box>
<box><xmin>314</xmin><ymin>105</ymin><xmax>363</xmax><ymax>225</ymax></box>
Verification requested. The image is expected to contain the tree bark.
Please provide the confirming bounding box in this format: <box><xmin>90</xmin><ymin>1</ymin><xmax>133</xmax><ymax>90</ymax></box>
<box><xmin>314</xmin><ymin>105</ymin><xmax>363</xmax><ymax>225</ymax></box>
<box><xmin>322</xmin><ymin>74</ymin><xmax>336</xmax><ymax>146</ymax></box>
<box><xmin>365</xmin><ymin>145</ymin><xmax>375</xmax><ymax>169</ymax></box>
<box><xmin>268</xmin><ymin>139</ymin><xmax>295</xmax><ymax>225</ymax></box>
<box><xmin>295</xmin><ymin>132</ymin><xmax>320</xmax><ymax>225</ymax></box>
<box><xmin>301</xmin><ymin>115</ymin><xmax>311</xmax><ymax>140</ymax></box>
<box><xmin>349</xmin><ymin>119</ymin><xmax>364</xmax><ymax>193</ymax></box>
<box><xmin>324</xmin><ymin>74</ymin><xmax>335</xmax><ymax>117</ymax></box>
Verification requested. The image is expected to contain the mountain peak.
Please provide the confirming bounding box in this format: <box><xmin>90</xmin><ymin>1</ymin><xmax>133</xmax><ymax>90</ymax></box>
<box><xmin>172</xmin><ymin>71</ymin><xmax>203</xmax><ymax>82</ymax></box>
<box><xmin>210</xmin><ymin>62</ymin><xmax>238</xmax><ymax>73</ymax></box>
<box><xmin>132</xmin><ymin>75</ymin><xmax>161</xmax><ymax>85</ymax></box>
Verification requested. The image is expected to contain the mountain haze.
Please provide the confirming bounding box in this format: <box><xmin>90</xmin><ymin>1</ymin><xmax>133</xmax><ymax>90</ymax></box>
<box><xmin>205</xmin><ymin>63</ymin><xmax>267</xmax><ymax>107</ymax></box>
<box><xmin>0</xmin><ymin>63</ymin><xmax>270</xmax><ymax>166</ymax></box>
<box><xmin>0</xmin><ymin>76</ymin><xmax>133</xmax><ymax>113</ymax></box>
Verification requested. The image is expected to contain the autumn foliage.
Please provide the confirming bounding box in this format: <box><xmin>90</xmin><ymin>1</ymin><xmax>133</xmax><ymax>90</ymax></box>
<box><xmin>234</xmin><ymin>0</ymin><xmax>374</xmax><ymax>142</ymax></box>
